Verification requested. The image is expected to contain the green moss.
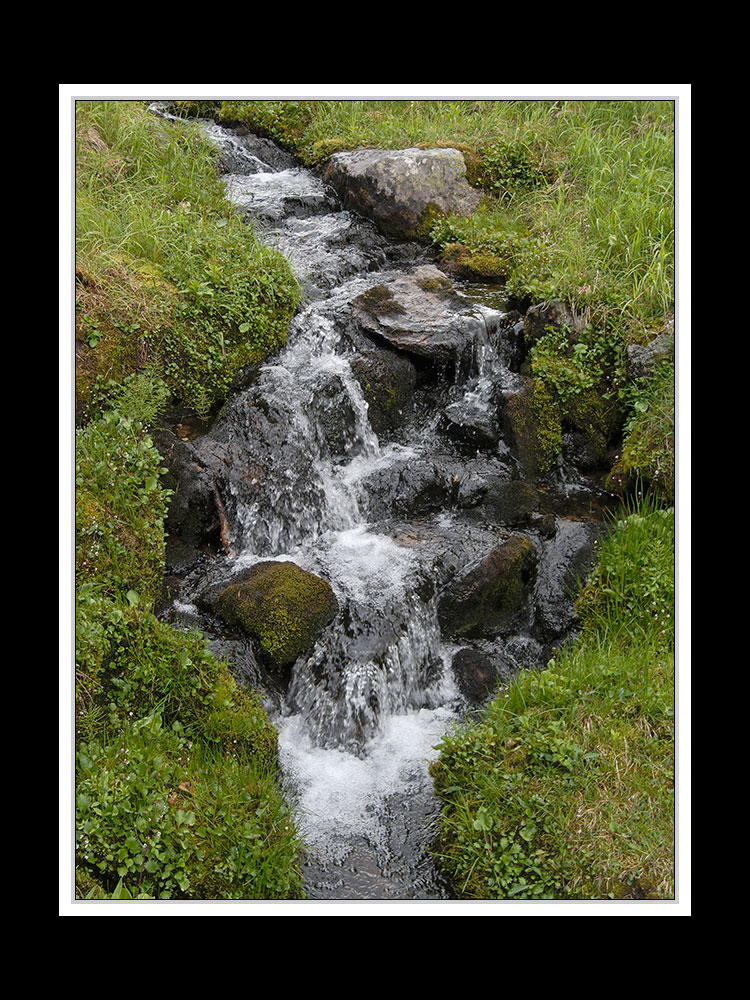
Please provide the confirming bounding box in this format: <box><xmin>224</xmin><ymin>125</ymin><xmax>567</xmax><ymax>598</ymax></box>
<box><xmin>357</xmin><ymin>284</ymin><xmax>406</xmax><ymax>316</ymax></box>
<box><xmin>214</xmin><ymin>561</ymin><xmax>339</xmax><ymax>668</ymax></box>
<box><xmin>440</xmin><ymin>243</ymin><xmax>506</xmax><ymax>281</ymax></box>
<box><xmin>415</xmin><ymin>272</ymin><xmax>453</xmax><ymax>294</ymax></box>
<box><xmin>504</xmin><ymin>377</ymin><xmax>562</xmax><ymax>475</ymax></box>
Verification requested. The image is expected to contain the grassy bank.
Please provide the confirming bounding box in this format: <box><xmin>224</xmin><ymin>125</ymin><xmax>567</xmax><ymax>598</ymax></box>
<box><xmin>75</xmin><ymin>100</ymin><xmax>300</xmax><ymax>422</ymax></box>
<box><xmin>429</xmin><ymin>498</ymin><xmax>675</xmax><ymax>899</ymax></box>
<box><xmin>73</xmin><ymin>100</ymin><xmax>305</xmax><ymax>900</ymax></box>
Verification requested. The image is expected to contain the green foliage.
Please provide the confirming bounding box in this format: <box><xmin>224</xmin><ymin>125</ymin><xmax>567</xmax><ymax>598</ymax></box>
<box><xmin>75</xmin><ymin>409</ymin><xmax>170</xmax><ymax>607</ymax></box>
<box><xmin>471</xmin><ymin>139</ymin><xmax>546</xmax><ymax>199</ymax></box>
<box><xmin>612</xmin><ymin>359</ymin><xmax>675</xmax><ymax>501</ymax></box>
<box><xmin>531</xmin><ymin>327</ymin><xmax>600</xmax><ymax>401</ymax></box>
<box><xmin>575</xmin><ymin>497</ymin><xmax>675</xmax><ymax>646</ymax></box>
<box><xmin>217</xmin><ymin>100</ymin><xmax>314</xmax><ymax>148</ymax></box>
<box><xmin>75</xmin><ymin>100</ymin><xmax>300</xmax><ymax>418</ymax></box>
<box><xmin>76</xmin><ymin>712</ymin><xmax>304</xmax><ymax>899</ymax></box>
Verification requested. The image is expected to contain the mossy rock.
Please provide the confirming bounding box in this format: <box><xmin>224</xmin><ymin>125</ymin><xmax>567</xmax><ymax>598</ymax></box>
<box><xmin>502</xmin><ymin>377</ymin><xmax>562</xmax><ymax>477</ymax></box>
<box><xmin>213</xmin><ymin>561</ymin><xmax>339</xmax><ymax>669</ymax></box>
<box><xmin>439</xmin><ymin>243</ymin><xmax>507</xmax><ymax>282</ymax></box>
<box><xmin>350</xmin><ymin>348</ymin><xmax>417</xmax><ymax>435</ymax></box>
<box><xmin>438</xmin><ymin>534</ymin><xmax>537</xmax><ymax>639</ymax></box>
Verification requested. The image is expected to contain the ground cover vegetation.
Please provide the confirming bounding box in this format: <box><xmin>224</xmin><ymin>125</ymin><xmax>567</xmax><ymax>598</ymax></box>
<box><xmin>74</xmin><ymin>100</ymin><xmax>305</xmax><ymax>899</ymax></box>
<box><xmin>73</xmin><ymin>97</ymin><xmax>677</xmax><ymax>901</ymax></box>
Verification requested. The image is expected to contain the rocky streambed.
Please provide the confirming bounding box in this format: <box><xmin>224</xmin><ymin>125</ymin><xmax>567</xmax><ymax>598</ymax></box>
<box><xmin>152</xmin><ymin>111</ymin><xmax>620</xmax><ymax>899</ymax></box>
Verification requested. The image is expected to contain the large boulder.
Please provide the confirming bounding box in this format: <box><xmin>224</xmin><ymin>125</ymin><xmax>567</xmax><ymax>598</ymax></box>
<box><xmin>322</xmin><ymin>146</ymin><xmax>480</xmax><ymax>240</ymax></box>
<box><xmin>352</xmin><ymin>264</ymin><xmax>489</xmax><ymax>369</ymax></box>
<box><xmin>438</xmin><ymin>534</ymin><xmax>537</xmax><ymax>639</ymax></box>
<box><xmin>211</xmin><ymin>561</ymin><xmax>339</xmax><ymax>669</ymax></box>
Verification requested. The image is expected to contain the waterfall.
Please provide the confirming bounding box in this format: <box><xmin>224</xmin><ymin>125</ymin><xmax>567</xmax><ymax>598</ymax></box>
<box><xmin>160</xmin><ymin>114</ymin><xmax>610</xmax><ymax>899</ymax></box>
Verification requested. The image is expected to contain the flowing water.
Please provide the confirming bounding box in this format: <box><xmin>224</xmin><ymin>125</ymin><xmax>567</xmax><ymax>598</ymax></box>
<box><xmin>155</xmin><ymin>109</ymin><xmax>614</xmax><ymax>900</ymax></box>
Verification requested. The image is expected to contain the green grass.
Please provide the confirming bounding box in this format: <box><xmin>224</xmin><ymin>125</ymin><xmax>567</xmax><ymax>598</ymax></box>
<box><xmin>75</xmin><ymin>100</ymin><xmax>300</xmax><ymax>420</ymax></box>
<box><xmin>76</xmin><ymin>712</ymin><xmax>304</xmax><ymax>900</ymax></box>
<box><xmin>430</xmin><ymin>498</ymin><xmax>675</xmax><ymax>900</ymax></box>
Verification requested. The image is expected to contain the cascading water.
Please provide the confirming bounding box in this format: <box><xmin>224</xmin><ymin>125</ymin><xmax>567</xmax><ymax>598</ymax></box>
<box><xmin>156</xmin><ymin>110</ymin><xmax>613</xmax><ymax>899</ymax></box>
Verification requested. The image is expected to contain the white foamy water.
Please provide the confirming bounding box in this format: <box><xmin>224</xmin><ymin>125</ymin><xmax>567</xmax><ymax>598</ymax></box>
<box><xmin>277</xmin><ymin>702</ymin><xmax>458</xmax><ymax>864</ymax></box>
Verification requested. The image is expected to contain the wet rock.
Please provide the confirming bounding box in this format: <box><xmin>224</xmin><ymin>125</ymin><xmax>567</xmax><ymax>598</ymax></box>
<box><xmin>480</xmin><ymin>478</ymin><xmax>539</xmax><ymax>526</ymax></box>
<box><xmin>305</xmin><ymin>369</ymin><xmax>361</xmax><ymax>458</ymax></box>
<box><xmin>532</xmin><ymin>519</ymin><xmax>602</xmax><ymax>642</ymax></box>
<box><xmin>451</xmin><ymin>646</ymin><xmax>513</xmax><ymax>703</ymax></box>
<box><xmin>352</xmin><ymin>265</ymin><xmax>489</xmax><ymax>369</ymax></box>
<box><xmin>202</xmin><ymin>122</ymin><xmax>300</xmax><ymax>174</ymax></box>
<box><xmin>210</xmin><ymin>560</ymin><xmax>339</xmax><ymax>670</ymax></box>
<box><xmin>438</xmin><ymin>534</ymin><xmax>537</xmax><ymax>640</ymax></box>
<box><xmin>350</xmin><ymin>347</ymin><xmax>417</xmax><ymax>435</ymax></box>
<box><xmin>322</xmin><ymin>147</ymin><xmax>480</xmax><ymax>240</ymax></box>
<box><xmin>361</xmin><ymin>456</ymin><xmax>455</xmax><ymax>521</ymax></box>
<box><xmin>152</xmin><ymin>428</ymin><xmax>221</xmax><ymax>549</ymax></box>
<box><xmin>443</xmin><ymin>394</ymin><xmax>501</xmax><ymax>450</ymax></box>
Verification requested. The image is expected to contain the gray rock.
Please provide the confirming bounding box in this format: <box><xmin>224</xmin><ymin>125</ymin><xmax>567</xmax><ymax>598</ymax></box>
<box><xmin>626</xmin><ymin>324</ymin><xmax>675</xmax><ymax>382</ymax></box>
<box><xmin>523</xmin><ymin>299</ymin><xmax>585</xmax><ymax>347</ymax></box>
<box><xmin>352</xmin><ymin>264</ymin><xmax>489</xmax><ymax>368</ymax></box>
<box><xmin>323</xmin><ymin>147</ymin><xmax>480</xmax><ymax>240</ymax></box>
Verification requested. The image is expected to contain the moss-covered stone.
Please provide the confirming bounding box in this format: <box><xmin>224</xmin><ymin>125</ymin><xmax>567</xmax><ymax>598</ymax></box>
<box><xmin>213</xmin><ymin>561</ymin><xmax>339</xmax><ymax>669</ymax></box>
<box><xmin>439</xmin><ymin>243</ymin><xmax>507</xmax><ymax>282</ymax></box>
<box><xmin>350</xmin><ymin>348</ymin><xmax>417</xmax><ymax>434</ymax></box>
<box><xmin>503</xmin><ymin>377</ymin><xmax>562</xmax><ymax>476</ymax></box>
<box><xmin>438</xmin><ymin>534</ymin><xmax>537</xmax><ymax>639</ymax></box>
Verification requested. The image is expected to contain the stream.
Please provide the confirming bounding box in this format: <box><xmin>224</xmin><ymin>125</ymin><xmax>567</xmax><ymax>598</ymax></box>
<box><xmin>153</xmin><ymin>109</ymin><xmax>615</xmax><ymax>901</ymax></box>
